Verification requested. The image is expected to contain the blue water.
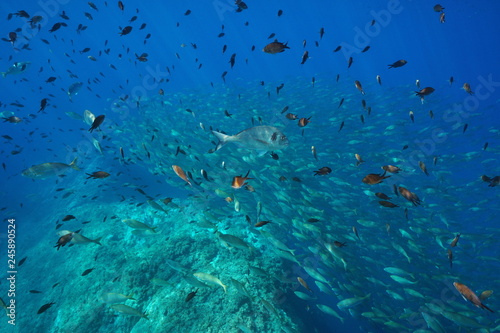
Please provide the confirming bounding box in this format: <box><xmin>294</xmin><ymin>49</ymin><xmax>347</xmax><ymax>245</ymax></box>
<box><xmin>0</xmin><ymin>1</ymin><xmax>499</xmax><ymax>332</ymax></box>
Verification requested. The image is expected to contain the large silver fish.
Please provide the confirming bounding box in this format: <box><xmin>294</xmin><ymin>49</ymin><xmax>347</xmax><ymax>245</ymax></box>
<box><xmin>212</xmin><ymin>126</ymin><xmax>288</xmax><ymax>152</ymax></box>
<box><xmin>83</xmin><ymin>109</ymin><xmax>96</xmax><ymax>125</ymax></box>
<box><xmin>1</xmin><ymin>61</ymin><xmax>30</xmax><ymax>78</ymax></box>
<box><xmin>22</xmin><ymin>157</ymin><xmax>80</xmax><ymax>179</ymax></box>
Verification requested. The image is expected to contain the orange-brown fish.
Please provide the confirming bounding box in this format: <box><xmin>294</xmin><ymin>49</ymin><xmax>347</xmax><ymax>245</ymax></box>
<box><xmin>398</xmin><ymin>186</ymin><xmax>421</xmax><ymax>206</ymax></box>
<box><xmin>232</xmin><ymin>170</ymin><xmax>252</xmax><ymax>189</ymax></box>
<box><xmin>453</xmin><ymin>282</ymin><xmax>494</xmax><ymax>312</ymax></box>
<box><xmin>285</xmin><ymin>113</ymin><xmax>298</xmax><ymax>120</ymax></box>
<box><xmin>298</xmin><ymin>117</ymin><xmax>312</xmax><ymax>127</ymax></box>
<box><xmin>313</xmin><ymin>167</ymin><xmax>331</xmax><ymax>176</ymax></box>
<box><xmin>255</xmin><ymin>220</ymin><xmax>271</xmax><ymax>228</ymax></box>
<box><xmin>379</xmin><ymin>201</ymin><xmax>398</xmax><ymax>208</ymax></box>
<box><xmin>54</xmin><ymin>232</ymin><xmax>73</xmax><ymax>250</ymax></box>
<box><xmin>375</xmin><ymin>192</ymin><xmax>390</xmax><ymax>200</ymax></box>
<box><xmin>297</xmin><ymin>277</ymin><xmax>313</xmax><ymax>293</ymax></box>
<box><xmin>479</xmin><ymin>290</ymin><xmax>493</xmax><ymax>301</ymax></box>
<box><xmin>463</xmin><ymin>83</ymin><xmax>474</xmax><ymax>95</ymax></box>
<box><xmin>263</xmin><ymin>40</ymin><xmax>289</xmax><ymax>54</ymax></box>
<box><xmin>354</xmin><ymin>80</ymin><xmax>365</xmax><ymax>95</ymax></box>
<box><xmin>419</xmin><ymin>161</ymin><xmax>429</xmax><ymax>176</ymax></box>
<box><xmin>172</xmin><ymin>165</ymin><xmax>191</xmax><ymax>186</ymax></box>
<box><xmin>415</xmin><ymin>87</ymin><xmax>435</xmax><ymax>102</ymax></box>
<box><xmin>86</xmin><ymin>171</ymin><xmax>110</xmax><ymax>179</ymax></box>
<box><xmin>381</xmin><ymin>165</ymin><xmax>401</xmax><ymax>174</ymax></box>
<box><xmin>362</xmin><ymin>173</ymin><xmax>390</xmax><ymax>185</ymax></box>
<box><xmin>355</xmin><ymin>154</ymin><xmax>364</xmax><ymax>166</ymax></box>
<box><xmin>450</xmin><ymin>233</ymin><xmax>460</xmax><ymax>247</ymax></box>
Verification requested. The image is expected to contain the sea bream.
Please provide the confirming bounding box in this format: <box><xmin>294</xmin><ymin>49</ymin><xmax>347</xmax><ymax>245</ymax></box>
<box><xmin>22</xmin><ymin>157</ymin><xmax>80</xmax><ymax>179</ymax></box>
<box><xmin>212</xmin><ymin>126</ymin><xmax>288</xmax><ymax>153</ymax></box>
<box><xmin>67</xmin><ymin>82</ymin><xmax>83</xmax><ymax>101</ymax></box>
<box><xmin>2</xmin><ymin>61</ymin><xmax>30</xmax><ymax>78</ymax></box>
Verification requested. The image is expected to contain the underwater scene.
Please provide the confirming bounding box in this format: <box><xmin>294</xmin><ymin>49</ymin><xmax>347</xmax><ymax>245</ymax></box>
<box><xmin>0</xmin><ymin>1</ymin><xmax>499</xmax><ymax>332</ymax></box>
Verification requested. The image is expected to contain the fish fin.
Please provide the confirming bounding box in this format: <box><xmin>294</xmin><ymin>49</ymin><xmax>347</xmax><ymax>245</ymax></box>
<box><xmin>151</xmin><ymin>227</ymin><xmax>158</xmax><ymax>233</ymax></box>
<box><xmin>212</xmin><ymin>131</ymin><xmax>231</xmax><ymax>151</ymax></box>
<box><xmin>69</xmin><ymin>157</ymin><xmax>80</xmax><ymax>171</ymax></box>
<box><xmin>481</xmin><ymin>303</ymin><xmax>494</xmax><ymax>313</ymax></box>
<box><xmin>93</xmin><ymin>237</ymin><xmax>102</xmax><ymax>245</ymax></box>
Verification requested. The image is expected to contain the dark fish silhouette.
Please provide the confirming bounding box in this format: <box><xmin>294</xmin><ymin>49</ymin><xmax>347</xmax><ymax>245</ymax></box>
<box><xmin>263</xmin><ymin>40</ymin><xmax>289</xmax><ymax>54</ymax></box>
<box><xmin>89</xmin><ymin>115</ymin><xmax>105</xmax><ymax>132</ymax></box>
<box><xmin>388</xmin><ymin>60</ymin><xmax>407</xmax><ymax>68</ymax></box>
<box><xmin>37</xmin><ymin>302</ymin><xmax>55</xmax><ymax>314</ymax></box>
<box><xmin>119</xmin><ymin>26</ymin><xmax>132</xmax><ymax>36</ymax></box>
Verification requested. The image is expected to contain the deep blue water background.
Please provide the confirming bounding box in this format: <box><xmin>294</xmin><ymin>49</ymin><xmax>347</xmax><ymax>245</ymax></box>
<box><xmin>0</xmin><ymin>1</ymin><xmax>499</xmax><ymax>332</ymax></box>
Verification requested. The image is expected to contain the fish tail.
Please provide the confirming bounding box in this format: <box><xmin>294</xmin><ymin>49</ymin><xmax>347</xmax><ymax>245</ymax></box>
<box><xmin>151</xmin><ymin>227</ymin><xmax>158</xmax><ymax>233</ymax></box>
<box><xmin>222</xmin><ymin>284</ymin><xmax>228</xmax><ymax>294</ymax></box>
<box><xmin>481</xmin><ymin>303</ymin><xmax>494</xmax><ymax>313</ymax></box>
<box><xmin>212</xmin><ymin>131</ymin><xmax>231</xmax><ymax>151</ymax></box>
<box><xmin>93</xmin><ymin>237</ymin><xmax>103</xmax><ymax>245</ymax></box>
<box><xmin>69</xmin><ymin>157</ymin><xmax>80</xmax><ymax>171</ymax></box>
